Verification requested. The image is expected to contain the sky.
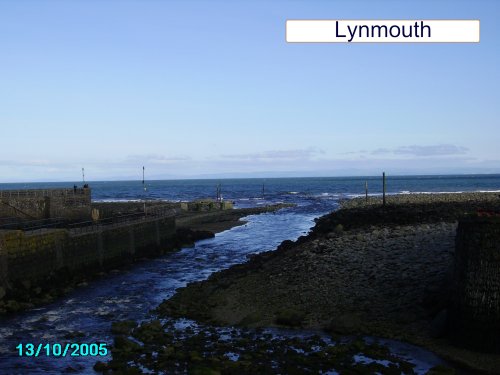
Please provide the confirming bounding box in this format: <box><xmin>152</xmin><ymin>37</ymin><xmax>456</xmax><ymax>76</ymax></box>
<box><xmin>0</xmin><ymin>0</ymin><xmax>499</xmax><ymax>182</ymax></box>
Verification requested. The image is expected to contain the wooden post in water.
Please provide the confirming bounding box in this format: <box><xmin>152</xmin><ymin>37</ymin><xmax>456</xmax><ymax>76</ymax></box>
<box><xmin>365</xmin><ymin>181</ymin><xmax>368</xmax><ymax>203</ymax></box>
<box><xmin>382</xmin><ymin>172</ymin><xmax>386</xmax><ymax>207</ymax></box>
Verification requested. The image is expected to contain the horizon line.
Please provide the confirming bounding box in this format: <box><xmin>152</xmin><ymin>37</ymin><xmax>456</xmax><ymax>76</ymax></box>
<box><xmin>1</xmin><ymin>172</ymin><xmax>500</xmax><ymax>185</ymax></box>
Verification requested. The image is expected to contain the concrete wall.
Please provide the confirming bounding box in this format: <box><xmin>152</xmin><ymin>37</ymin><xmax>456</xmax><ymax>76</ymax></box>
<box><xmin>0</xmin><ymin>188</ymin><xmax>91</xmax><ymax>221</ymax></box>
<box><xmin>0</xmin><ymin>215</ymin><xmax>176</xmax><ymax>290</ymax></box>
<box><xmin>449</xmin><ymin>216</ymin><xmax>500</xmax><ymax>353</ymax></box>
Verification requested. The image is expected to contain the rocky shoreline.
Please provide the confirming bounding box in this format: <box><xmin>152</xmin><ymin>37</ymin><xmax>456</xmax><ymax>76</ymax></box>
<box><xmin>154</xmin><ymin>192</ymin><xmax>500</xmax><ymax>374</ymax></box>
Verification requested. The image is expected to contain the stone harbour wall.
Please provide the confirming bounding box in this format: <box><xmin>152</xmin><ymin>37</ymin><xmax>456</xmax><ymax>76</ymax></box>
<box><xmin>0</xmin><ymin>188</ymin><xmax>91</xmax><ymax>221</ymax></box>
<box><xmin>450</xmin><ymin>216</ymin><xmax>500</xmax><ymax>353</ymax></box>
<box><xmin>0</xmin><ymin>215</ymin><xmax>176</xmax><ymax>291</ymax></box>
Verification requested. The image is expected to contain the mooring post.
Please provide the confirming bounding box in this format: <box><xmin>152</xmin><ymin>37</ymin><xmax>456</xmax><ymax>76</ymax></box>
<box><xmin>382</xmin><ymin>172</ymin><xmax>386</xmax><ymax>207</ymax></box>
<box><xmin>365</xmin><ymin>181</ymin><xmax>368</xmax><ymax>203</ymax></box>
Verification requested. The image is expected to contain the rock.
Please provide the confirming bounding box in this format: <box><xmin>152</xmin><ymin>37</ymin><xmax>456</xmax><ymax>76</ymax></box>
<box><xmin>63</xmin><ymin>287</ymin><xmax>74</xmax><ymax>294</ymax></box>
<box><xmin>21</xmin><ymin>280</ymin><xmax>31</xmax><ymax>290</ymax></box>
<box><xmin>93</xmin><ymin>361</ymin><xmax>108</xmax><ymax>372</ymax></box>
<box><xmin>5</xmin><ymin>299</ymin><xmax>20</xmax><ymax>312</ymax></box>
<box><xmin>239</xmin><ymin>312</ymin><xmax>263</xmax><ymax>326</ymax></box>
<box><xmin>113</xmin><ymin>336</ymin><xmax>141</xmax><ymax>352</ymax></box>
<box><xmin>0</xmin><ymin>286</ymin><xmax>6</xmax><ymax>300</ymax></box>
<box><xmin>328</xmin><ymin>314</ymin><xmax>362</xmax><ymax>335</ymax></box>
<box><xmin>274</xmin><ymin>309</ymin><xmax>305</xmax><ymax>327</ymax></box>
<box><xmin>134</xmin><ymin>319</ymin><xmax>164</xmax><ymax>343</ymax></box>
<box><xmin>41</xmin><ymin>294</ymin><xmax>54</xmax><ymax>304</ymax></box>
<box><xmin>395</xmin><ymin>311</ymin><xmax>417</xmax><ymax>324</ymax></box>
<box><xmin>430</xmin><ymin>309</ymin><xmax>448</xmax><ymax>338</ymax></box>
<box><xmin>111</xmin><ymin>320</ymin><xmax>138</xmax><ymax>335</ymax></box>
<box><xmin>190</xmin><ymin>365</ymin><xmax>221</xmax><ymax>375</ymax></box>
<box><xmin>189</xmin><ymin>350</ymin><xmax>203</xmax><ymax>362</ymax></box>
<box><xmin>426</xmin><ymin>365</ymin><xmax>456</xmax><ymax>374</ymax></box>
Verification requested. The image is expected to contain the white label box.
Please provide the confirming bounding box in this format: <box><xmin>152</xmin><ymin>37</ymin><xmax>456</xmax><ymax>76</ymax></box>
<box><xmin>286</xmin><ymin>20</ymin><xmax>480</xmax><ymax>43</ymax></box>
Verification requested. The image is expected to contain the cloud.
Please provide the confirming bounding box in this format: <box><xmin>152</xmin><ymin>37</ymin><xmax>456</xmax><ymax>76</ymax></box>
<box><xmin>369</xmin><ymin>144</ymin><xmax>469</xmax><ymax>157</ymax></box>
<box><xmin>221</xmin><ymin>147</ymin><xmax>325</xmax><ymax>161</ymax></box>
<box><xmin>0</xmin><ymin>159</ymin><xmax>51</xmax><ymax>167</ymax></box>
<box><xmin>3</xmin><ymin>146</ymin><xmax>498</xmax><ymax>183</ymax></box>
<box><xmin>126</xmin><ymin>154</ymin><xmax>191</xmax><ymax>164</ymax></box>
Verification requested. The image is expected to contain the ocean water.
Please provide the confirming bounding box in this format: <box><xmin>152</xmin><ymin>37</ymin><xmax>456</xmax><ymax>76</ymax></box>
<box><xmin>0</xmin><ymin>174</ymin><xmax>499</xmax><ymax>374</ymax></box>
<box><xmin>1</xmin><ymin>174</ymin><xmax>500</xmax><ymax>209</ymax></box>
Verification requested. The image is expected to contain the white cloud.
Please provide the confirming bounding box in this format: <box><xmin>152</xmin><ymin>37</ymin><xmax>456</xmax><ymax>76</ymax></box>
<box><xmin>126</xmin><ymin>154</ymin><xmax>191</xmax><ymax>164</ymax></box>
<box><xmin>220</xmin><ymin>147</ymin><xmax>325</xmax><ymax>161</ymax></box>
<box><xmin>371</xmin><ymin>144</ymin><xmax>469</xmax><ymax>157</ymax></box>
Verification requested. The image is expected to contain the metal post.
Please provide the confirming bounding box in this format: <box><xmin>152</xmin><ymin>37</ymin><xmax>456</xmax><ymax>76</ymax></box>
<box><xmin>382</xmin><ymin>172</ymin><xmax>386</xmax><ymax>207</ymax></box>
<box><xmin>365</xmin><ymin>181</ymin><xmax>368</xmax><ymax>203</ymax></box>
<box><xmin>143</xmin><ymin>166</ymin><xmax>146</xmax><ymax>215</ymax></box>
<box><xmin>82</xmin><ymin>168</ymin><xmax>85</xmax><ymax>184</ymax></box>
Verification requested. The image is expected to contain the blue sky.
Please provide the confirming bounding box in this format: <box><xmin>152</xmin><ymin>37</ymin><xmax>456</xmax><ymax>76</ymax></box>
<box><xmin>1</xmin><ymin>0</ymin><xmax>499</xmax><ymax>182</ymax></box>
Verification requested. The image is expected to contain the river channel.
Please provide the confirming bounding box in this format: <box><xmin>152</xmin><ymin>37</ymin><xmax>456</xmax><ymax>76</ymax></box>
<box><xmin>0</xmin><ymin>199</ymin><xmax>447</xmax><ymax>374</ymax></box>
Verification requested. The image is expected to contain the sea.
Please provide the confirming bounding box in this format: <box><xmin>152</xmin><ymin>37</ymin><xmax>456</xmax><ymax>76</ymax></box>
<box><xmin>2</xmin><ymin>174</ymin><xmax>500</xmax><ymax>208</ymax></box>
<box><xmin>0</xmin><ymin>174</ymin><xmax>499</xmax><ymax>374</ymax></box>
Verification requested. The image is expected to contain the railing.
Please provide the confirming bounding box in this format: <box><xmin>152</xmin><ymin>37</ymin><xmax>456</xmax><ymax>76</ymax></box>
<box><xmin>0</xmin><ymin>217</ymin><xmax>68</xmax><ymax>232</ymax></box>
<box><xmin>0</xmin><ymin>203</ymin><xmax>177</xmax><ymax>236</ymax></box>
<box><xmin>0</xmin><ymin>188</ymin><xmax>89</xmax><ymax>198</ymax></box>
<box><xmin>145</xmin><ymin>205</ymin><xmax>179</xmax><ymax>217</ymax></box>
<box><xmin>68</xmin><ymin>208</ymin><xmax>177</xmax><ymax>236</ymax></box>
<box><xmin>0</xmin><ymin>201</ymin><xmax>38</xmax><ymax>219</ymax></box>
